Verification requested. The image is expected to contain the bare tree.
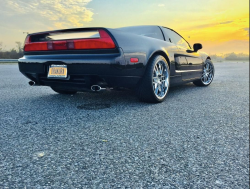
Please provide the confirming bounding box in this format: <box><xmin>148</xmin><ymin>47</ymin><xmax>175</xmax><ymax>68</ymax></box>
<box><xmin>0</xmin><ymin>42</ymin><xmax>24</xmax><ymax>59</ymax></box>
<box><xmin>15</xmin><ymin>41</ymin><xmax>23</xmax><ymax>53</ymax></box>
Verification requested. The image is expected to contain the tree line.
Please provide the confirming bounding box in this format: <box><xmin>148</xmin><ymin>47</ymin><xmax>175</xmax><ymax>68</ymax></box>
<box><xmin>210</xmin><ymin>52</ymin><xmax>249</xmax><ymax>61</ymax></box>
<box><xmin>0</xmin><ymin>42</ymin><xmax>24</xmax><ymax>59</ymax></box>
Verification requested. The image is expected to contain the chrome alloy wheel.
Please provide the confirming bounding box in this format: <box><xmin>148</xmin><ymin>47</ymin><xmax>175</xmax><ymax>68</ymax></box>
<box><xmin>201</xmin><ymin>61</ymin><xmax>214</xmax><ymax>85</ymax></box>
<box><xmin>152</xmin><ymin>61</ymin><xmax>170</xmax><ymax>99</ymax></box>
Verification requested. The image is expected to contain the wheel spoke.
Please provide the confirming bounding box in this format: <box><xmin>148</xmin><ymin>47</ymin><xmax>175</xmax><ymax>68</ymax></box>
<box><xmin>158</xmin><ymin>83</ymin><xmax>162</xmax><ymax>92</ymax></box>
<box><xmin>159</xmin><ymin>64</ymin><xmax>163</xmax><ymax>75</ymax></box>
<box><xmin>208</xmin><ymin>73</ymin><xmax>213</xmax><ymax>80</ymax></box>
<box><xmin>155</xmin><ymin>85</ymin><xmax>159</xmax><ymax>94</ymax></box>
<box><xmin>154</xmin><ymin>65</ymin><xmax>159</xmax><ymax>76</ymax></box>
<box><xmin>153</xmin><ymin>82</ymin><xmax>157</xmax><ymax>88</ymax></box>
<box><xmin>153</xmin><ymin>77</ymin><xmax>158</xmax><ymax>81</ymax></box>
<box><xmin>206</xmin><ymin>64</ymin><xmax>209</xmax><ymax>70</ymax></box>
<box><xmin>158</xmin><ymin>83</ymin><xmax>162</xmax><ymax>95</ymax></box>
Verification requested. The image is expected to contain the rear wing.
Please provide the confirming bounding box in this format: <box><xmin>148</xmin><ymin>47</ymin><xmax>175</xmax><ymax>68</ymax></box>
<box><xmin>24</xmin><ymin>28</ymin><xmax>117</xmax><ymax>52</ymax></box>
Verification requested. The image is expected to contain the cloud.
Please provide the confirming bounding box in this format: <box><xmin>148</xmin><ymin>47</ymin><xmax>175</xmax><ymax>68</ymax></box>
<box><xmin>220</xmin><ymin>21</ymin><xmax>233</xmax><ymax>24</ymax></box>
<box><xmin>244</xmin><ymin>27</ymin><xmax>249</xmax><ymax>34</ymax></box>
<box><xmin>158</xmin><ymin>4</ymin><xmax>165</xmax><ymax>7</ymax></box>
<box><xmin>190</xmin><ymin>23</ymin><xmax>216</xmax><ymax>29</ymax></box>
<box><xmin>185</xmin><ymin>20</ymin><xmax>234</xmax><ymax>30</ymax></box>
<box><xmin>1</xmin><ymin>0</ymin><xmax>94</xmax><ymax>28</ymax></box>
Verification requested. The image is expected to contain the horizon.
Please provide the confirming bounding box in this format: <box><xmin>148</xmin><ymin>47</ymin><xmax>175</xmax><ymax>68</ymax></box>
<box><xmin>0</xmin><ymin>0</ymin><xmax>249</xmax><ymax>54</ymax></box>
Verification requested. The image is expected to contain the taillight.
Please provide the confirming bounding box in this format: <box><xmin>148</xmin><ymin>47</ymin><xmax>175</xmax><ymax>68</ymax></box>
<box><xmin>24</xmin><ymin>41</ymin><xmax>48</xmax><ymax>52</ymax></box>
<box><xmin>24</xmin><ymin>29</ymin><xmax>116</xmax><ymax>52</ymax></box>
<box><xmin>24</xmin><ymin>36</ymin><xmax>31</xmax><ymax>45</ymax></box>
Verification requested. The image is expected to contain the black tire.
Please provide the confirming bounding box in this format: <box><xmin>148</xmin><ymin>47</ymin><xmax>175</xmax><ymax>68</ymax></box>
<box><xmin>51</xmin><ymin>87</ymin><xmax>77</xmax><ymax>95</ymax></box>
<box><xmin>193</xmin><ymin>59</ymin><xmax>215</xmax><ymax>86</ymax></box>
<box><xmin>136</xmin><ymin>55</ymin><xmax>170</xmax><ymax>103</ymax></box>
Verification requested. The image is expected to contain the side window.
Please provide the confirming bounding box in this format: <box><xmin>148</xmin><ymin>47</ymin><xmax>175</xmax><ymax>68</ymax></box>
<box><xmin>163</xmin><ymin>28</ymin><xmax>191</xmax><ymax>49</ymax></box>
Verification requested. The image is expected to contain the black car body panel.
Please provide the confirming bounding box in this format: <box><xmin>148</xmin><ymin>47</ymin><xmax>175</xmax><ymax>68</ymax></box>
<box><xmin>18</xmin><ymin>25</ymin><xmax>210</xmax><ymax>91</ymax></box>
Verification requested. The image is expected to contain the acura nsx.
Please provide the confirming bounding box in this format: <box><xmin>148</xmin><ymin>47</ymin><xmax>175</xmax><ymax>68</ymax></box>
<box><xmin>18</xmin><ymin>25</ymin><xmax>215</xmax><ymax>103</ymax></box>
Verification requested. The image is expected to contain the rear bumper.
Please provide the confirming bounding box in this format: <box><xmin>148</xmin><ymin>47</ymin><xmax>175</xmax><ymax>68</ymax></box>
<box><xmin>18</xmin><ymin>53</ymin><xmax>145</xmax><ymax>90</ymax></box>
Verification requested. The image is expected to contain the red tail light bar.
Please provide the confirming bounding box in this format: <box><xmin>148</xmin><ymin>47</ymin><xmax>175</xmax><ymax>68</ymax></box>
<box><xmin>24</xmin><ymin>30</ymin><xmax>116</xmax><ymax>52</ymax></box>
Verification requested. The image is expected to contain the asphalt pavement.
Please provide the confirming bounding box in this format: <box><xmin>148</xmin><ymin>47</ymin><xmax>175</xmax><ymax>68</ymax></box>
<box><xmin>0</xmin><ymin>62</ymin><xmax>249</xmax><ymax>188</ymax></box>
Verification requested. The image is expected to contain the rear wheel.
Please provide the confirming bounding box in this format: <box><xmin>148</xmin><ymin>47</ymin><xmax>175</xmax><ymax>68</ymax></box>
<box><xmin>193</xmin><ymin>59</ymin><xmax>215</xmax><ymax>86</ymax></box>
<box><xmin>51</xmin><ymin>87</ymin><xmax>77</xmax><ymax>95</ymax></box>
<box><xmin>136</xmin><ymin>55</ymin><xmax>170</xmax><ymax>103</ymax></box>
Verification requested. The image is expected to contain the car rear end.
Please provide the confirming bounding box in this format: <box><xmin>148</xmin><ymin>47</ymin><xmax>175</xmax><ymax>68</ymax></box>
<box><xmin>18</xmin><ymin>28</ymin><xmax>143</xmax><ymax>91</ymax></box>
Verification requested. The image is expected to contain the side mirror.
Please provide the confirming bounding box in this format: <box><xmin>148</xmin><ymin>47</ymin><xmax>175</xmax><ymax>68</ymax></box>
<box><xmin>193</xmin><ymin>43</ymin><xmax>202</xmax><ymax>52</ymax></box>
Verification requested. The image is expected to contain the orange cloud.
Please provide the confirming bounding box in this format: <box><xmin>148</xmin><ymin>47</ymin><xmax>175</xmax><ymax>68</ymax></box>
<box><xmin>179</xmin><ymin>15</ymin><xmax>249</xmax><ymax>43</ymax></box>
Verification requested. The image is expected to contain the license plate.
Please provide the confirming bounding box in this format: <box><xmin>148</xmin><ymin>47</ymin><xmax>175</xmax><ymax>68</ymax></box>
<box><xmin>48</xmin><ymin>65</ymin><xmax>67</xmax><ymax>78</ymax></box>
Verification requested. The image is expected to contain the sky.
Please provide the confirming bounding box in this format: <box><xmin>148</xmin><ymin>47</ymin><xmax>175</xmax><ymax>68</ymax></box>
<box><xmin>0</xmin><ymin>0</ymin><xmax>249</xmax><ymax>54</ymax></box>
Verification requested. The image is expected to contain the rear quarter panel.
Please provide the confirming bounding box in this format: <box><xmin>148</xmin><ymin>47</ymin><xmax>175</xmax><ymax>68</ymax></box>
<box><xmin>107</xmin><ymin>28</ymin><xmax>177</xmax><ymax>70</ymax></box>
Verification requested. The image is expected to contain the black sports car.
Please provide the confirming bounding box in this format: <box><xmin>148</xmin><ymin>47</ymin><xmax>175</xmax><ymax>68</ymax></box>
<box><xmin>18</xmin><ymin>25</ymin><xmax>215</xmax><ymax>103</ymax></box>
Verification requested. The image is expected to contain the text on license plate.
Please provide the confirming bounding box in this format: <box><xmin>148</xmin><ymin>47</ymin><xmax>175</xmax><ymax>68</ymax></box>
<box><xmin>48</xmin><ymin>65</ymin><xmax>67</xmax><ymax>78</ymax></box>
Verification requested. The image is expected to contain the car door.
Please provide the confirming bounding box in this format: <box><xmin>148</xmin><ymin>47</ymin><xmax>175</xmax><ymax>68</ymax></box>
<box><xmin>180</xmin><ymin>50</ymin><xmax>203</xmax><ymax>80</ymax></box>
<box><xmin>162</xmin><ymin>28</ymin><xmax>203</xmax><ymax>80</ymax></box>
<box><xmin>184</xmin><ymin>52</ymin><xmax>203</xmax><ymax>80</ymax></box>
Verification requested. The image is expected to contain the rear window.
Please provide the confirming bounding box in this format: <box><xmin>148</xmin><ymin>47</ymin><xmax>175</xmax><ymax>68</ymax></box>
<box><xmin>47</xmin><ymin>31</ymin><xmax>100</xmax><ymax>40</ymax></box>
<box><xmin>30</xmin><ymin>30</ymin><xmax>100</xmax><ymax>42</ymax></box>
<box><xmin>117</xmin><ymin>26</ymin><xmax>164</xmax><ymax>41</ymax></box>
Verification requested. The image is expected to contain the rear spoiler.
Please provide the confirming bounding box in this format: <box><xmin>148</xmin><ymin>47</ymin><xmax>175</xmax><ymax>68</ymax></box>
<box><xmin>24</xmin><ymin>28</ymin><xmax>117</xmax><ymax>52</ymax></box>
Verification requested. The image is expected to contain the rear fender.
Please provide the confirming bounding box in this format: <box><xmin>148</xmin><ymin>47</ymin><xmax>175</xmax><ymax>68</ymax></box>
<box><xmin>107</xmin><ymin>28</ymin><xmax>174</xmax><ymax>65</ymax></box>
<box><xmin>148</xmin><ymin>49</ymin><xmax>170</xmax><ymax>67</ymax></box>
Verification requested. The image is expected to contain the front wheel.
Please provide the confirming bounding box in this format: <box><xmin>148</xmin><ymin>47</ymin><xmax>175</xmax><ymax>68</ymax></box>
<box><xmin>51</xmin><ymin>87</ymin><xmax>77</xmax><ymax>95</ymax></box>
<box><xmin>193</xmin><ymin>59</ymin><xmax>215</xmax><ymax>86</ymax></box>
<box><xmin>136</xmin><ymin>55</ymin><xmax>170</xmax><ymax>103</ymax></box>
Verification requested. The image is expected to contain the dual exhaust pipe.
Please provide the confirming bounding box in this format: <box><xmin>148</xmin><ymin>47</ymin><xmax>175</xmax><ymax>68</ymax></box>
<box><xmin>29</xmin><ymin>81</ymin><xmax>36</xmax><ymax>86</ymax></box>
<box><xmin>90</xmin><ymin>85</ymin><xmax>106</xmax><ymax>92</ymax></box>
<box><xmin>29</xmin><ymin>81</ymin><xmax>106</xmax><ymax>92</ymax></box>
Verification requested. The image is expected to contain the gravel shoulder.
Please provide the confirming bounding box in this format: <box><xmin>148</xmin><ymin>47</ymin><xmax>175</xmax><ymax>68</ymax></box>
<box><xmin>0</xmin><ymin>62</ymin><xmax>249</xmax><ymax>188</ymax></box>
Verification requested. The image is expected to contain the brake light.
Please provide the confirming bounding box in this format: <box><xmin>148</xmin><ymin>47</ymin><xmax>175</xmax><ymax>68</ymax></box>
<box><xmin>24</xmin><ymin>41</ymin><xmax>48</xmax><ymax>51</ymax></box>
<box><xmin>24</xmin><ymin>29</ymin><xmax>116</xmax><ymax>52</ymax></box>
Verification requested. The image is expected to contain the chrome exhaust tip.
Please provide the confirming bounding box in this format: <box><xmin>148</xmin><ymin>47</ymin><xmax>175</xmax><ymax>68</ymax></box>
<box><xmin>29</xmin><ymin>81</ymin><xmax>36</xmax><ymax>86</ymax></box>
<box><xmin>91</xmin><ymin>85</ymin><xmax>106</xmax><ymax>92</ymax></box>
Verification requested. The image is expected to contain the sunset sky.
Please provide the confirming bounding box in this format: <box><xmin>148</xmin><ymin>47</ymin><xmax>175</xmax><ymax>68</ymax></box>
<box><xmin>0</xmin><ymin>0</ymin><xmax>249</xmax><ymax>54</ymax></box>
